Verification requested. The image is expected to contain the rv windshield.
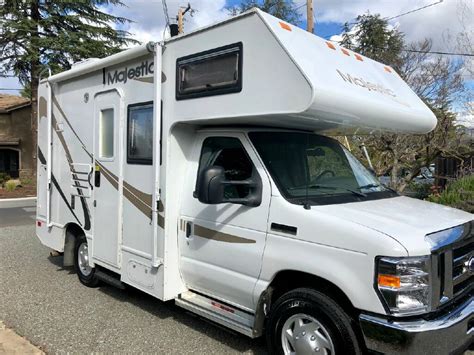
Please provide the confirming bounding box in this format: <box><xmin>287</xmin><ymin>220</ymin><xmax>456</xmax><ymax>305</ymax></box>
<box><xmin>249</xmin><ymin>132</ymin><xmax>396</xmax><ymax>206</ymax></box>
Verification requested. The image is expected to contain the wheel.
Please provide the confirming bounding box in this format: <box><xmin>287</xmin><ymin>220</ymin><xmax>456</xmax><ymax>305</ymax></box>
<box><xmin>74</xmin><ymin>234</ymin><xmax>99</xmax><ymax>287</ymax></box>
<box><xmin>266</xmin><ymin>288</ymin><xmax>362</xmax><ymax>355</ymax></box>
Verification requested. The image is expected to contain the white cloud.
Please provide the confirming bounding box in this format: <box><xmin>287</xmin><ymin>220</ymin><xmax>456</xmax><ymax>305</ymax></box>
<box><xmin>112</xmin><ymin>0</ymin><xmax>229</xmax><ymax>45</ymax></box>
<box><xmin>314</xmin><ymin>0</ymin><xmax>472</xmax><ymax>52</ymax></box>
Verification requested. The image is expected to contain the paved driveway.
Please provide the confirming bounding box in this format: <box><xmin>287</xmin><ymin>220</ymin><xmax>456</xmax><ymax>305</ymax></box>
<box><xmin>0</xmin><ymin>208</ymin><xmax>266</xmax><ymax>354</ymax></box>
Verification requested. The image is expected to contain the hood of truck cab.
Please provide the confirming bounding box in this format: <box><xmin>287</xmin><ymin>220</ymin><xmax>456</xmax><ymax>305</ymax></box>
<box><xmin>318</xmin><ymin>196</ymin><xmax>473</xmax><ymax>255</ymax></box>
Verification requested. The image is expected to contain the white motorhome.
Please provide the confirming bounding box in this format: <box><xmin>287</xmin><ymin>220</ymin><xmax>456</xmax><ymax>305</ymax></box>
<box><xmin>36</xmin><ymin>9</ymin><xmax>473</xmax><ymax>354</ymax></box>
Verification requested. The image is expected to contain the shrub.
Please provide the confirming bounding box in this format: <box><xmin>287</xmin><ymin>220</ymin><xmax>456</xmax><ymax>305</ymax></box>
<box><xmin>5</xmin><ymin>180</ymin><xmax>17</xmax><ymax>192</ymax></box>
<box><xmin>0</xmin><ymin>173</ymin><xmax>11</xmax><ymax>186</ymax></box>
<box><xmin>21</xmin><ymin>177</ymin><xmax>33</xmax><ymax>186</ymax></box>
<box><xmin>427</xmin><ymin>175</ymin><xmax>474</xmax><ymax>213</ymax></box>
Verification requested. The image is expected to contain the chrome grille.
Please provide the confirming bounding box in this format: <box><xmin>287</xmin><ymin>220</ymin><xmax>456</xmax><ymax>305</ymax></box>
<box><xmin>452</xmin><ymin>241</ymin><xmax>473</xmax><ymax>297</ymax></box>
<box><xmin>430</xmin><ymin>221</ymin><xmax>473</xmax><ymax>310</ymax></box>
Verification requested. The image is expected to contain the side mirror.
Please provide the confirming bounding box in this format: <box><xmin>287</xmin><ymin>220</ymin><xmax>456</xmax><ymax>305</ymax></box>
<box><xmin>196</xmin><ymin>165</ymin><xmax>262</xmax><ymax>207</ymax></box>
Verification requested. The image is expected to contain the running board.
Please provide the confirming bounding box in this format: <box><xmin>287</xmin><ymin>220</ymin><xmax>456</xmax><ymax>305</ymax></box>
<box><xmin>175</xmin><ymin>291</ymin><xmax>257</xmax><ymax>338</ymax></box>
<box><xmin>95</xmin><ymin>269</ymin><xmax>126</xmax><ymax>290</ymax></box>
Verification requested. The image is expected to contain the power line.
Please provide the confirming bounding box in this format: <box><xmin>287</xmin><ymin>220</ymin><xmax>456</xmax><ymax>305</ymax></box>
<box><xmin>161</xmin><ymin>0</ymin><xmax>170</xmax><ymax>28</ymax></box>
<box><xmin>400</xmin><ymin>48</ymin><xmax>473</xmax><ymax>57</ymax></box>
<box><xmin>326</xmin><ymin>39</ymin><xmax>474</xmax><ymax>57</ymax></box>
<box><xmin>385</xmin><ymin>0</ymin><xmax>444</xmax><ymax>21</ymax></box>
<box><xmin>0</xmin><ymin>88</ymin><xmax>22</xmax><ymax>91</ymax></box>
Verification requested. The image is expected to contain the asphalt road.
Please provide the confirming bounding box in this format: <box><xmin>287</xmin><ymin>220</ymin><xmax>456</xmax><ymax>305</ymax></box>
<box><xmin>0</xmin><ymin>205</ymin><xmax>37</xmax><ymax>228</ymax></box>
<box><xmin>0</xmin><ymin>207</ymin><xmax>266</xmax><ymax>354</ymax></box>
<box><xmin>1</xmin><ymin>207</ymin><xmax>472</xmax><ymax>354</ymax></box>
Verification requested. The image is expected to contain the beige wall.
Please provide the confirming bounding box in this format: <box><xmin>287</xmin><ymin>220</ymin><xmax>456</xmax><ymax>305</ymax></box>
<box><xmin>0</xmin><ymin>105</ymin><xmax>34</xmax><ymax>178</ymax></box>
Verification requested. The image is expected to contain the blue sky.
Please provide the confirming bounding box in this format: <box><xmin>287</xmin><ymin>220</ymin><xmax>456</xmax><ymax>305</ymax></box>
<box><xmin>1</xmin><ymin>0</ymin><xmax>472</xmax><ymax>123</ymax></box>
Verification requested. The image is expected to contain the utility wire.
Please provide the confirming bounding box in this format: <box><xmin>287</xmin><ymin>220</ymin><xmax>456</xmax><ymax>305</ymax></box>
<box><xmin>161</xmin><ymin>0</ymin><xmax>170</xmax><ymax>29</ymax></box>
<box><xmin>400</xmin><ymin>48</ymin><xmax>473</xmax><ymax>57</ymax></box>
<box><xmin>0</xmin><ymin>88</ymin><xmax>22</xmax><ymax>90</ymax></box>
<box><xmin>385</xmin><ymin>0</ymin><xmax>444</xmax><ymax>21</ymax></box>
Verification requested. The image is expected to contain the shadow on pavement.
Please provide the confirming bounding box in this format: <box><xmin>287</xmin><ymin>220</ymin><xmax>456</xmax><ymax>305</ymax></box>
<box><xmin>47</xmin><ymin>254</ymin><xmax>267</xmax><ymax>354</ymax></box>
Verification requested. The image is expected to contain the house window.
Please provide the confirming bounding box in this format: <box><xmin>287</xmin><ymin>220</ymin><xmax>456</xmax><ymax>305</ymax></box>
<box><xmin>127</xmin><ymin>102</ymin><xmax>153</xmax><ymax>165</ymax></box>
<box><xmin>176</xmin><ymin>42</ymin><xmax>243</xmax><ymax>100</ymax></box>
<box><xmin>99</xmin><ymin>108</ymin><xmax>114</xmax><ymax>159</ymax></box>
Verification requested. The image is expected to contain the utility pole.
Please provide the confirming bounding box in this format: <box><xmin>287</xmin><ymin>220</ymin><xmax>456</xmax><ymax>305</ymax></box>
<box><xmin>177</xmin><ymin>3</ymin><xmax>192</xmax><ymax>34</ymax></box>
<box><xmin>306</xmin><ymin>0</ymin><xmax>314</xmax><ymax>33</ymax></box>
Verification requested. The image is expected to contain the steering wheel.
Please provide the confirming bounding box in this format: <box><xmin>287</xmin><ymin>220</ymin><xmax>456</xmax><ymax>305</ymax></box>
<box><xmin>315</xmin><ymin>170</ymin><xmax>335</xmax><ymax>181</ymax></box>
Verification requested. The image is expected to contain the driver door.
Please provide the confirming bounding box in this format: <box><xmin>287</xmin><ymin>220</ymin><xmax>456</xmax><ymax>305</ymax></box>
<box><xmin>179</xmin><ymin>132</ymin><xmax>271</xmax><ymax>311</ymax></box>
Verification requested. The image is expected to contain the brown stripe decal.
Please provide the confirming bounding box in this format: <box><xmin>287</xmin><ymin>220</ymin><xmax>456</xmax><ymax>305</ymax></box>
<box><xmin>158</xmin><ymin>214</ymin><xmax>165</xmax><ymax>229</ymax></box>
<box><xmin>52</xmin><ymin>93</ymin><xmax>162</xmax><ymax>227</ymax></box>
<box><xmin>51</xmin><ymin>112</ymin><xmax>91</xmax><ymax>230</ymax></box>
<box><xmin>123</xmin><ymin>180</ymin><xmax>153</xmax><ymax>210</ymax></box>
<box><xmin>194</xmin><ymin>225</ymin><xmax>255</xmax><ymax>244</ymax></box>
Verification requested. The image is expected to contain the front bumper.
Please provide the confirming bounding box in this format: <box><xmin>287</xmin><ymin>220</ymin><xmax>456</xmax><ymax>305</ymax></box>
<box><xmin>359</xmin><ymin>297</ymin><xmax>473</xmax><ymax>354</ymax></box>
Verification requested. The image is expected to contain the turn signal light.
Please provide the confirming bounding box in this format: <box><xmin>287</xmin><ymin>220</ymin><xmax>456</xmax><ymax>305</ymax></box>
<box><xmin>378</xmin><ymin>274</ymin><xmax>400</xmax><ymax>288</ymax></box>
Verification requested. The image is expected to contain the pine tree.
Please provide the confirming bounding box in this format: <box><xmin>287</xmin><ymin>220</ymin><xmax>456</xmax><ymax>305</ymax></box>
<box><xmin>228</xmin><ymin>0</ymin><xmax>301</xmax><ymax>25</ymax></box>
<box><xmin>341</xmin><ymin>14</ymin><xmax>404</xmax><ymax>69</ymax></box>
<box><xmin>0</xmin><ymin>0</ymin><xmax>138</xmax><ymax>177</ymax></box>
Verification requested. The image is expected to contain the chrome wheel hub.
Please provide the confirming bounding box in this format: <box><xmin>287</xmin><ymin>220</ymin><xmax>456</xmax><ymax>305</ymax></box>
<box><xmin>281</xmin><ymin>313</ymin><xmax>335</xmax><ymax>355</ymax></box>
<box><xmin>78</xmin><ymin>242</ymin><xmax>92</xmax><ymax>276</ymax></box>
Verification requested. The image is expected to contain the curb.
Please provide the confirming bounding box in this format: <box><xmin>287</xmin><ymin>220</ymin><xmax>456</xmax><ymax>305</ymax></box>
<box><xmin>0</xmin><ymin>321</ymin><xmax>44</xmax><ymax>354</ymax></box>
<box><xmin>0</xmin><ymin>197</ymin><xmax>37</xmax><ymax>209</ymax></box>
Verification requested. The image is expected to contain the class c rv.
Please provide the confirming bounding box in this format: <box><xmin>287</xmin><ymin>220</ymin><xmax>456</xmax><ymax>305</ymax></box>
<box><xmin>36</xmin><ymin>9</ymin><xmax>473</xmax><ymax>355</ymax></box>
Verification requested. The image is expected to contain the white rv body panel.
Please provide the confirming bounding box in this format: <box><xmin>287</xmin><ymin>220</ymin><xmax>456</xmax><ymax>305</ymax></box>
<box><xmin>259</xmin><ymin>11</ymin><xmax>437</xmax><ymax>133</ymax></box>
<box><xmin>35</xmin><ymin>9</ymin><xmax>473</xmax><ymax>351</ymax></box>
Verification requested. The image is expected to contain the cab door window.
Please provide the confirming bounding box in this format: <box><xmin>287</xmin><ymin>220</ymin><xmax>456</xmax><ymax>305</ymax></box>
<box><xmin>196</xmin><ymin>137</ymin><xmax>254</xmax><ymax>199</ymax></box>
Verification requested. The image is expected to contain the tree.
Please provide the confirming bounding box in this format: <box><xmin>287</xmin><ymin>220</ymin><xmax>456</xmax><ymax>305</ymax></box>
<box><xmin>341</xmin><ymin>14</ymin><xmax>404</xmax><ymax>70</ymax></box>
<box><xmin>0</xmin><ymin>0</ymin><xmax>138</xmax><ymax>177</ymax></box>
<box><xmin>228</xmin><ymin>0</ymin><xmax>301</xmax><ymax>25</ymax></box>
<box><xmin>340</xmin><ymin>14</ymin><xmax>470</xmax><ymax>192</ymax></box>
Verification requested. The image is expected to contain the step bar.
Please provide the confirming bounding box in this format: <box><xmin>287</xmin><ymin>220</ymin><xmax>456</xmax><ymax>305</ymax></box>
<box><xmin>175</xmin><ymin>291</ymin><xmax>258</xmax><ymax>338</ymax></box>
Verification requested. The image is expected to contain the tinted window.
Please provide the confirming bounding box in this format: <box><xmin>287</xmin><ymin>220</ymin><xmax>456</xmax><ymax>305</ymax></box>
<box><xmin>127</xmin><ymin>103</ymin><xmax>153</xmax><ymax>164</ymax></box>
<box><xmin>249</xmin><ymin>132</ymin><xmax>392</xmax><ymax>205</ymax></box>
<box><xmin>176</xmin><ymin>42</ymin><xmax>242</xmax><ymax>100</ymax></box>
<box><xmin>197</xmin><ymin>137</ymin><xmax>253</xmax><ymax>199</ymax></box>
<box><xmin>99</xmin><ymin>108</ymin><xmax>114</xmax><ymax>159</ymax></box>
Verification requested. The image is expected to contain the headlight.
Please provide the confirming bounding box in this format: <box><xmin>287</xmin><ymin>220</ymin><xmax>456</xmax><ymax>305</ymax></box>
<box><xmin>376</xmin><ymin>256</ymin><xmax>431</xmax><ymax>316</ymax></box>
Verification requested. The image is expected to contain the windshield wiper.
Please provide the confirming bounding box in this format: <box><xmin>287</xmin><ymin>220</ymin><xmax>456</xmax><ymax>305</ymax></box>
<box><xmin>358</xmin><ymin>183</ymin><xmax>381</xmax><ymax>190</ymax></box>
<box><xmin>290</xmin><ymin>184</ymin><xmax>367</xmax><ymax>197</ymax></box>
<box><xmin>359</xmin><ymin>183</ymin><xmax>397</xmax><ymax>194</ymax></box>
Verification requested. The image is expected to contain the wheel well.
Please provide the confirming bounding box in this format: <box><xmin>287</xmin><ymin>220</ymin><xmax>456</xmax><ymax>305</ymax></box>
<box><xmin>63</xmin><ymin>223</ymin><xmax>84</xmax><ymax>267</ymax></box>
<box><xmin>266</xmin><ymin>270</ymin><xmax>358</xmax><ymax>318</ymax></box>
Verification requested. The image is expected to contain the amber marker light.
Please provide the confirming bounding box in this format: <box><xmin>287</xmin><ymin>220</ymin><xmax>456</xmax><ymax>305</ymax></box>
<box><xmin>378</xmin><ymin>274</ymin><xmax>400</xmax><ymax>288</ymax></box>
<box><xmin>279</xmin><ymin>22</ymin><xmax>292</xmax><ymax>31</ymax></box>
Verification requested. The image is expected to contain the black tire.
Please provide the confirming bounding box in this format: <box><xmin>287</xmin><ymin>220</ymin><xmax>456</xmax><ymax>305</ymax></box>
<box><xmin>266</xmin><ymin>288</ymin><xmax>362</xmax><ymax>355</ymax></box>
<box><xmin>73</xmin><ymin>234</ymin><xmax>99</xmax><ymax>287</ymax></box>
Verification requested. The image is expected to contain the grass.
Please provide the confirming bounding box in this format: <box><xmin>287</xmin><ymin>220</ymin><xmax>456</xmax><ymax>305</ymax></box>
<box><xmin>427</xmin><ymin>174</ymin><xmax>474</xmax><ymax>213</ymax></box>
<box><xmin>5</xmin><ymin>180</ymin><xmax>17</xmax><ymax>192</ymax></box>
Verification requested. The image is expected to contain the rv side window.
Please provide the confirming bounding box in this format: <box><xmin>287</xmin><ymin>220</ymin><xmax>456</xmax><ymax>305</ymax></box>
<box><xmin>99</xmin><ymin>108</ymin><xmax>114</xmax><ymax>159</ymax></box>
<box><xmin>127</xmin><ymin>102</ymin><xmax>153</xmax><ymax>165</ymax></box>
<box><xmin>176</xmin><ymin>42</ymin><xmax>243</xmax><ymax>100</ymax></box>
<box><xmin>196</xmin><ymin>137</ymin><xmax>254</xmax><ymax>200</ymax></box>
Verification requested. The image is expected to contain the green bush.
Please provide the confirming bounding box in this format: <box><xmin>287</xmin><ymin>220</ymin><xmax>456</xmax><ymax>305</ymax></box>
<box><xmin>5</xmin><ymin>180</ymin><xmax>17</xmax><ymax>192</ymax></box>
<box><xmin>21</xmin><ymin>177</ymin><xmax>33</xmax><ymax>186</ymax></box>
<box><xmin>406</xmin><ymin>181</ymin><xmax>433</xmax><ymax>199</ymax></box>
<box><xmin>0</xmin><ymin>173</ymin><xmax>11</xmax><ymax>186</ymax></box>
<box><xmin>427</xmin><ymin>175</ymin><xmax>474</xmax><ymax>213</ymax></box>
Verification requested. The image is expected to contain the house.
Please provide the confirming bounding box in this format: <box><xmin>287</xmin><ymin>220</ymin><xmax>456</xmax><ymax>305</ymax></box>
<box><xmin>0</xmin><ymin>94</ymin><xmax>33</xmax><ymax>179</ymax></box>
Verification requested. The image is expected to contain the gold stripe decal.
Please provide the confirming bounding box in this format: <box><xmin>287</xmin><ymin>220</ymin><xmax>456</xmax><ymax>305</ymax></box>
<box><xmin>193</xmin><ymin>225</ymin><xmax>256</xmax><ymax>244</ymax></box>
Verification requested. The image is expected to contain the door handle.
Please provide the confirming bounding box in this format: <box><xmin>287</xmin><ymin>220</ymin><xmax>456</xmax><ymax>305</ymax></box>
<box><xmin>94</xmin><ymin>169</ymin><xmax>101</xmax><ymax>188</ymax></box>
<box><xmin>185</xmin><ymin>222</ymin><xmax>192</xmax><ymax>238</ymax></box>
<box><xmin>88</xmin><ymin>167</ymin><xmax>94</xmax><ymax>190</ymax></box>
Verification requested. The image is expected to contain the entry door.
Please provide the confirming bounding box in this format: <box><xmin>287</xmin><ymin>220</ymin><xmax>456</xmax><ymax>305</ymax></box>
<box><xmin>179</xmin><ymin>133</ymin><xmax>271</xmax><ymax>311</ymax></box>
<box><xmin>93</xmin><ymin>91</ymin><xmax>121</xmax><ymax>267</ymax></box>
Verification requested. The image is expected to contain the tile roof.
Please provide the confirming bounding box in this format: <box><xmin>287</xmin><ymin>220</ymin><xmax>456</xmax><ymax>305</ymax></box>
<box><xmin>0</xmin><ymin>94</ymin><xmax>31</xmax><ymax>113</ymax></box>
